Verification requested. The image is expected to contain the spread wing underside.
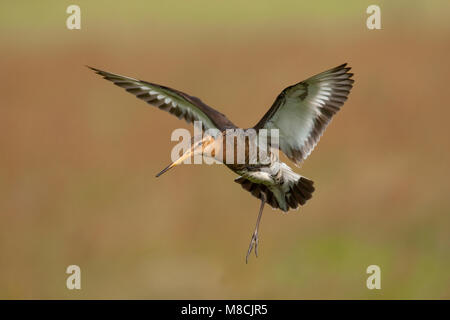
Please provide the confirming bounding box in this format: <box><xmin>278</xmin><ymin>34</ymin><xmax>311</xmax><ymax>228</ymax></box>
<box><xmin>254</xmin><ymin>63</ymin><xmax>354</xmax><ymax>165</ymax></box>
<box><xmin>89</xmin><ymin>67</ymin><xmax>236</xmax><ymax>131</ymax></box>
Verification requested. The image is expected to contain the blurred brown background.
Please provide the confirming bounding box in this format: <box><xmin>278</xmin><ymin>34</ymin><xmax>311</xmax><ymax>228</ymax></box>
<box><xmin>1</xmin><ymin>1</ymin><xmax>449</xmax><ymax>299</ymax></box>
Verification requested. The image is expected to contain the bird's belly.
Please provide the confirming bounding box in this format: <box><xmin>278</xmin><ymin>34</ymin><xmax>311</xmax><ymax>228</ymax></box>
<box><xmin>236</xmin><ymin>169</ymin><xmax>275</xmax><ymax>185</ymax></box>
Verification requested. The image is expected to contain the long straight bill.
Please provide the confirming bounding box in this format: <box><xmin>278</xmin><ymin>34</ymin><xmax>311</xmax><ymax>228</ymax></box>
<box><xmin>155</xmin><ymin>149</ymin><xmax>193</xmax><ymax>177</ymax></box>
<box><xmin>155</xmin><ymin>163</ymin><xmax>173</xmax><ymax>177</ymax></box>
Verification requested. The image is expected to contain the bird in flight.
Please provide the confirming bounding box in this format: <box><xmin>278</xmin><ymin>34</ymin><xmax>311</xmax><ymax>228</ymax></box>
<box><xmin>89</xmin><ymin>64</ymin><xmax>354</xmax><ymax>263</ymax></box>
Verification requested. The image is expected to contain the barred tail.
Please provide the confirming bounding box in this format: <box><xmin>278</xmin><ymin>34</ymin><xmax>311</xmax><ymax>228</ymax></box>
<box><xmin>234</xmin><ymin>176</ymin><xmax>315</xmax><ymax>212</ymax></box>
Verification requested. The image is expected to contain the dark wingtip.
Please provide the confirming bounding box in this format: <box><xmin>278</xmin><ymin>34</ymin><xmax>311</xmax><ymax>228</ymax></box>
<box><xmin>335</xmin><ymin>63</ymin><xmax>352</xmax><ymax>71</ymax></box>
<box><xmin>334</xmin><ymin>63</ymin><xmax>347</xmax><ymax>70</ymax></box>
<box><xmin>86</xmin><ymin>65</ymin><xmax>102</xmax><ymax>74</ymax></box>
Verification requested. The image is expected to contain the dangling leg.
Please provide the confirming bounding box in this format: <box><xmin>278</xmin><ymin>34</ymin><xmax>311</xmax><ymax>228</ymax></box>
<box><xmin>246</xmin><ymin>193</ymin><xmax>266</xmax><ymax>264</ymax></box>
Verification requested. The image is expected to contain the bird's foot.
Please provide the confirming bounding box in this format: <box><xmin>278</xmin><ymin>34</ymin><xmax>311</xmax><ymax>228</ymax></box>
<box><xmin>246</xmin><ymin>231</ymin><xmax>259</xmax><ymax>264</ymax></box>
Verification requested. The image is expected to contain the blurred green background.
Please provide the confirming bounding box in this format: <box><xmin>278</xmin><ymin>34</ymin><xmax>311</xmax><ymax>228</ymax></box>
<box><xmin>1</xmin><ymin>0</ymin><xmax>449</xmax><ymax>299</ymax></box>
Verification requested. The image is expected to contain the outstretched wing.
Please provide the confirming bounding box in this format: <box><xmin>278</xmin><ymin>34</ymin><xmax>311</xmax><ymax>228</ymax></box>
<box><xmin>254</xmin><ymin>63</ymin><xmax>354</xmax><ymax>165</ymax></box>
<box><xmin>89</xmin><ymin>67</ymin><xmax>236</xmax><ymax>131</ymax></box>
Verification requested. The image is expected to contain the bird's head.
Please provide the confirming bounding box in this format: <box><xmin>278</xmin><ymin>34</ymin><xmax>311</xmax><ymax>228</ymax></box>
<box><xmin>155</xmin><ymin>134</ymin><xmax>218</xmax><ymax>177</ymax></box>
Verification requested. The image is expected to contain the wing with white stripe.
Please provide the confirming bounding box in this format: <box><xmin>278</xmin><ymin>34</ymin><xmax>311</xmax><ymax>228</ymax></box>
<box><xmin>89</xmin><ymin>67</ymin><xmax>236</xmax><ymax>131</ymax></box>
<box><xmin>254</xmin><ymin>63</ymin><xmax>354</xmax><ymax>165</ymax></box>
